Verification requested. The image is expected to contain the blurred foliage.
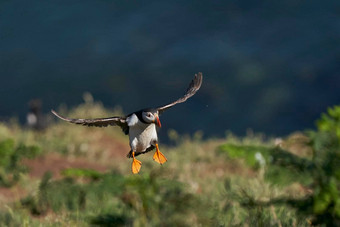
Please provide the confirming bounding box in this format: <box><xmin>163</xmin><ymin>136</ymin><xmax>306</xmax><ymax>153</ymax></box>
<box><xmin>307</xmin><ymin>105</ymin><xmax>340</xmax><ymax>226</ymax></box>
<box><xmin>20</xmin><ymin>170</ymin><xmax>212</xmax><ymax>226</ymax></box>
<box><xmin>217</xmin><ymin>105</ymin><xmax>340</xmax><ymax>226</ymax></box>
<box><xmin>61</xmin><ymin>168</ymin><xmax>103</xmax><ymax>180</ymax></box>
<box><xmin>0</xmin><ymin>138</ymin><xmax>41</xmax><ymax>187</ymax></box>
<box><xmin>317</xmin><ymin>105</ymin><xmax>340</xmax><ymax>140</ymax></box>
<box><xmin>1</xmin><ymin>103</ymin><xmax>339</xmax><ymax>226</ymax></box>
<box><xmin>215</xmin><ymin>177</ymin><xmax>310</xmax><ymax>227</ymax></box>
<box><xmin>216</xmin><ymin>144</ymin><xmax>312</xmax><ymax>186</ymax></box>
<box><xmin>217</xmin><ymin>143</ymin><xmax>271</xmax><ymax>168</ymax></box>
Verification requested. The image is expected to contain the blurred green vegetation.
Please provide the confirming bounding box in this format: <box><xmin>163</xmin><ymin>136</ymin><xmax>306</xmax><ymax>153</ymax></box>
<box><xmin>308</xmin><ymin>105</ymin><xmax>340</xmax><ymax>226</ymax></box>
<box><xmin>0</xmin><ymin>138</ymin><xmax>41</xmax><ymax>187</ymax></box>
<box><xmin>217</xmin><ymin>105</ymin><xmax>340</xmax><ymax>226</ymax></box>
<box><xmin>216</xmin><ymin>143</ymin><xmax>313</xmax><ymax>186</ymax></box>
<box><xmin>0</xmin><ymin>102</ymin><xmax>339</xmax><ymax>226</ymax></box>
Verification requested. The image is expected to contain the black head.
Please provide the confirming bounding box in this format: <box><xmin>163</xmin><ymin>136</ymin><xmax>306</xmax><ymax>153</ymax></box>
<box><xmin>135</xmin><ymin>108</ymin><xmax>161</xmax><ymax>127</ymax></box>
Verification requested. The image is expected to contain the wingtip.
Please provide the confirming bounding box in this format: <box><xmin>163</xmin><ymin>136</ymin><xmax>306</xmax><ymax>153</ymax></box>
<box><xmin>51</xmin><ymin>109</ymin><xmax>58</xmax><ymax>117</ymax></box>
<box><xmin>50</xmin><ymin>109</ymin><xmax>65</xmax><ymax>121</ymax></box>
<box><xmin>195</xmin><ymin>72</ymin><xmax>203</xmax><ymax>81</ymax></box>
<box><xmin>195</xmin><ymin>72</ymin><xmax>203</xmax><ymax>88</ymax></box>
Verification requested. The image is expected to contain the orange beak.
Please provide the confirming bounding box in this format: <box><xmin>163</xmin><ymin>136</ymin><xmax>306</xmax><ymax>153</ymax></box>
<box><xmin>155</xmin><ymin>115</ymin><xmax>161</xmax><ymax>128</ymax></box>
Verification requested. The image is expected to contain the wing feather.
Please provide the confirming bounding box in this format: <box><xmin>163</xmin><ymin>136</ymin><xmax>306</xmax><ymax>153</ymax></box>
<box><xmin>51</xmin><ymin>110</ymin><xmax>129</xmax><ymax>134</ymax></box>
<box><xmin>157</xmin><ymin>72</ymin><xmax>203</xmax><ymax>114</ymax></box>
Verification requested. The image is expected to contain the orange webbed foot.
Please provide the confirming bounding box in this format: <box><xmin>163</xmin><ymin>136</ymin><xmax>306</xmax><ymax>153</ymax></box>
<box><xmin>132</xmin><ymin>158</ymin><xmax>142</xmax><ymax>174</ymax></box>
<box><xmin>131</xmin><ymin>151</ymin><xmax>142</xmax><ymax>174</ymax></box>
<box><xmin>153</xmin><ymin>144</ymin><xmax>167</xmax><ymax>165</ymax></box>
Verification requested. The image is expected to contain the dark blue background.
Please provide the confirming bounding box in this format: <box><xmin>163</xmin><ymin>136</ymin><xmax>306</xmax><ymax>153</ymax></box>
<box><xmin>1</xmin><ymin>0</ymin><xmax>339</xmax><ymax>138</ymax></box>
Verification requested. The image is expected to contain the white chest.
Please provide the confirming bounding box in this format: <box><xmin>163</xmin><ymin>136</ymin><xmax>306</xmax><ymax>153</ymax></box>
<box><xmin>127</xmin><ymin>114</ymin><xmax>158</xmax><ymax>152</ymax></box>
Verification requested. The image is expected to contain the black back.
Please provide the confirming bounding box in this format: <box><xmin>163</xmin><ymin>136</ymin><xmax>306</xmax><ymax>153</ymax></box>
<box><xmin>130</xmin><ymin>108</ymin><xmax>157</xmax><ymax>124</ymax></box>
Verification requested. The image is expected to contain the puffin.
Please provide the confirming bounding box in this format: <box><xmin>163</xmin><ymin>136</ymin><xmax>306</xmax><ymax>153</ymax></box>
<box><xmin>27</xmin><ymin>99</ymin><xmax>48</xmax><ymax>130</ymax></box>
<box><xmin>51</xmin><ymin>72</ymin><xmax>203</xmax><ymax>174</ymax></box>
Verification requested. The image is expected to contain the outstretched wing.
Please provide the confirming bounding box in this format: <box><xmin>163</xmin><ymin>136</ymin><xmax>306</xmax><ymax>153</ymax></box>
<box><xmin>51</xmin><ymin>110</ymin><xmax>129</xmax><ymax>134</ymax></box>
<box><xmin>157</xmin><ymin>72</ymin><xmax>203</xmax><ymax>114</ymax></box>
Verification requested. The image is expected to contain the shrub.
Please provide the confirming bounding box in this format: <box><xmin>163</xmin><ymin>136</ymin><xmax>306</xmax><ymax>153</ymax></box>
<box><xmin>0</xmin><ymin>138</ymin><xmax>41</xmax><ymax>187</ymax></box>
<box><xmin>216</xmin><ymin>106</ymin><xmax>340</xmax><ymax>226</ymax></box>
<box><xmin>21</xmin><ymin>169</ymin><xmax>212</xmax><ymax>226</ymax></box>
<box><xmin>307</xmin><ymin>105</ymin><xmax>340</xmax><ymax>225</ymax></box>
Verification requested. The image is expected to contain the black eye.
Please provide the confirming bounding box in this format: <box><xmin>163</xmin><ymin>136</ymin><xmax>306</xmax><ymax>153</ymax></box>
<box><xmin>147</xmin><ymin>113</ymin><xmax>152</xmax><ymax>117</ymax></box>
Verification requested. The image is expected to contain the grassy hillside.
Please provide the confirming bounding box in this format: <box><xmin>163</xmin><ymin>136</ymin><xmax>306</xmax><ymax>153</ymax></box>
<box><xmin>0</xmin><ymin>101</ymin><xmax>339</xmax><ymax>226</ymax></box>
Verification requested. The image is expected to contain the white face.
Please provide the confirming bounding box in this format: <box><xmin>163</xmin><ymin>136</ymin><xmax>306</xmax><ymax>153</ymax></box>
<box><xmin>141</xmin><ymin>110</ymin><xmax>161</xmax><ymax>127</ymax></box>
<box><xmin>142</xmin><ymin>111</ymin><xmax>156</xmax><ymax>124</ymax></box>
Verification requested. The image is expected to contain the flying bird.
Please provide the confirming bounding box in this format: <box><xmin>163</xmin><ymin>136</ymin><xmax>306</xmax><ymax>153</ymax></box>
<box><xmin>51</xmin><ymin>72</ymin><xmax>203</xmax><ymax>174</ymax></box>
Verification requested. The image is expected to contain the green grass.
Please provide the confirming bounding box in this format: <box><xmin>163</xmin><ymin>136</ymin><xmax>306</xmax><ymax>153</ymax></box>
<box><xmin>0</xmin><ymin>102</ymin><xmax>339</xmax><ymax>226</ymax></box>
<box><xmin>216</xmin><ymin>143</ymin><xmax>313</xmax><ymax>187</ymax></box>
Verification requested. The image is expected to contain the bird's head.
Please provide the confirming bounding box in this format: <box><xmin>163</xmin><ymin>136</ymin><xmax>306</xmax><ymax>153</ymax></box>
<box><xmin>142</xmin><ymin>109</ymin><xmax>161</xmax><ymax>128</ymax></box>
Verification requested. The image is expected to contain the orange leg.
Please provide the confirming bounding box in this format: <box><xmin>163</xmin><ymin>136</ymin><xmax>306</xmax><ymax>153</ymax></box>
<box><xmin>153</xmin><ymin>143</ymin><xmax>167</xmax><ymax>164</ymax></box>
<box><xmin>131</xmin><ymin>151</ymin><xmax>142</xmax><ymax>174</ymax></box>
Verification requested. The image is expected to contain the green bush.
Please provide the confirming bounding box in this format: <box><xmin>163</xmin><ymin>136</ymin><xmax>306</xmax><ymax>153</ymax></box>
<box><xmin>0</xmin><ymin>138</ymin><xmax>41</xmax><ymax>187</ymax></box>
<box><xmin>307</xmin><ymin>105</ymin><xmax>340</xmax><ymax>225</ymax></box>
<box><xmin>21</xmin><ymin>170</ymin><xmax>212</xmax><ymax>226</ymax></box>
<box><xmin>216</xmin><ymin>143</ymin><xmax>271</xmax><ymax>168</ymax></box>
<box><xmin>216</xmin><ymin>143</ymin><xmax>312</xmax><ymax>186</ymax></box>
<box><xmin>61</xmin><ymin>168</ymin><xmax>103</xmax><ymax>180</ymax></box>
<box><xmin>216</xmin><ymin>106</ymin><xmax>340</xmax><ymax>226</ymax></box>
<box><xmin>317</xmin><ymin>105</ymin><xmax>340</xmax><ymax>140</ymax></box>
